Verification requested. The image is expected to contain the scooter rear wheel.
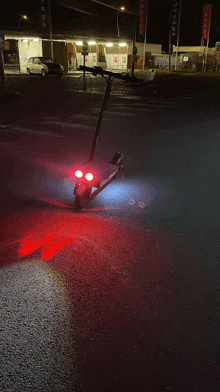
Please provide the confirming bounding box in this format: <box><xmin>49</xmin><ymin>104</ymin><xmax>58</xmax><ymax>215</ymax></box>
<box><xmin>75</xmin><ymin>184</ymin><xmax>86</xmax><ymax>209</ymax></box>
<box><xmin>75</xmin><ymin>184</ymin><xmax>92</xmax><ymax>209</ymax></box>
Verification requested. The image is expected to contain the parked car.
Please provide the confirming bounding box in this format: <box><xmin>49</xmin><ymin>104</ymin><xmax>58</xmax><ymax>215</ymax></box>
<box><xmin>26</xmin><ymin>57</ymin><xmax>64</xmax><ymax>76</ymax></box>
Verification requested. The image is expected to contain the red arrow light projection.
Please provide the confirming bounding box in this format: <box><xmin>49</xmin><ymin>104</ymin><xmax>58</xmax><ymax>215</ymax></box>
<box><xmin>18</xmin><ymin>233</ymin><xmax>82</xmax><ymax>260</ymax></box>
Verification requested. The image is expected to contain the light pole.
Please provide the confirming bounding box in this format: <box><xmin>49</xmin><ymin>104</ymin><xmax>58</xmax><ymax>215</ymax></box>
<box><xmin>48</xmin><ymin>0</ymin><xmax>53</xmax><ymax>59</ymax></box>
<box><xmin>117</xmin><ymin>6</ymin><xmax>125</xmax><ymax>38</ymax></box>
<box><xmin>175</xmin><ymin>0</ymin><xmax>182</xmax><ymax>70</ymax></box>
<box><xmin>18</xmin><ymin>15</ymin><xmax>28</xmax><ymax>28</ymax></box>
<box><xmin>0</xmin><ymin>34</ymin><xmax>5</xmax><ymax>94</ymax></box>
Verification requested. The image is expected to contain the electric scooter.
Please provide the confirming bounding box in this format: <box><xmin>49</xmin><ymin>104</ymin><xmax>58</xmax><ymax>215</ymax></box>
<box><xmin>73</xmin><ymin>65</ymin><xmax>143</xmax><ymax>209</ymax></box>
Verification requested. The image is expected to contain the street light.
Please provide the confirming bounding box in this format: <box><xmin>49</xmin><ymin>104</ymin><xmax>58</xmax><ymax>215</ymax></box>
<box><xmin>18</xmin><ymin>14</ymin><xmax>28</xmax><ymax>28</ymax></box>
<box><xmin>117</xmin><ymin>6</ymin><xmax>125</xmax><ymax>38</ymax></box>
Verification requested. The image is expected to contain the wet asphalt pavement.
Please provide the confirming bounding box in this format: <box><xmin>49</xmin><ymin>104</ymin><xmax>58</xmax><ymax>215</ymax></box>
<box><xmin>1</xmin><ymin>73</ymin><xmax>220</xmax><ymax>392</ymax></box>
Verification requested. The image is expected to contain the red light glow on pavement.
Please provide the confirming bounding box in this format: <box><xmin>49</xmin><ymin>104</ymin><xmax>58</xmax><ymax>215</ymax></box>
<box><xmin>32</xmin><ymin>195</ymin><xmax>74</xmax><ymax>209</ymax></box>
<box><xmin>3</xmin><ymin>207</ymin><xmax>207</xmax><ymax>349</ymax></box>
<box><xmin>0</xmin><ymin>208</ymin><xmax>175</xmax><ymax>291</ymax></box>
<box><xmin>0</xmin><ymin>209</ymin><xmax>133</xmax><ymax>269</ymax></box>
<box><xmin>18</xmin><ymin>233</ymin><xmax>82</xmax><ymax>260</ymax></box>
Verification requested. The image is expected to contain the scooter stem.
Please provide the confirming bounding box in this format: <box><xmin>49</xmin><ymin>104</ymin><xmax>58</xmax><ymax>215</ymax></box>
<box><xmin>88</xmin><ymin>75</ymin><xmax>113</xmax><ymax>163</ymax></box>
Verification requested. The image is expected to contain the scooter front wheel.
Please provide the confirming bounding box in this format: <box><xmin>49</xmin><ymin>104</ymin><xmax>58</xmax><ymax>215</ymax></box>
<box><xmin>75</xmin><ymin>184</ymin><xmax>91</xmax><ymax>209</ymax></box>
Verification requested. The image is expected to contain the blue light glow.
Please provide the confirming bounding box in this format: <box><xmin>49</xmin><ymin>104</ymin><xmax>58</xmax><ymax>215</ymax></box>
<box><xmin>94</xmin><ymin>178</ymin><xmax>167</xmax><ymax>210</ymax></box>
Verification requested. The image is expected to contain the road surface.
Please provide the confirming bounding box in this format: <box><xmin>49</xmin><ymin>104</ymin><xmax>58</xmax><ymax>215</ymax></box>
<box><xmin>1</xmin><ymin>74</ymin><xmax>220</xmax><ymax>392</ymax></box>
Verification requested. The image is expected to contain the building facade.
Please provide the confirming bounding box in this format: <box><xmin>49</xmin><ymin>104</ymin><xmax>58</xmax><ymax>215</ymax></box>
<box><xmin>2</xmin><ymin>31</ymin><xmax>162</xmax><ymax>74</ymax></box>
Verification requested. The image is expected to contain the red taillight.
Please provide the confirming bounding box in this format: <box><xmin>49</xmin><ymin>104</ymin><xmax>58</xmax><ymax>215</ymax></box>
<box><xmin>75</xmin><ymin>170</ymin><xmax>83</xmax><ymax>178</ymax></box>
<box><xmin>85</xmin><ymin>172</ymin><xmax>93</xmax><ymax>181</ymax></box>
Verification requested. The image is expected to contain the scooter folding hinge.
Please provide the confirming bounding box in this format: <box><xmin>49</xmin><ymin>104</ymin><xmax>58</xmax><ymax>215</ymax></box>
<box><xmin>108</xmin><ymin>151</ymin><xmax>124</xmax><ymax>166</ymax></box>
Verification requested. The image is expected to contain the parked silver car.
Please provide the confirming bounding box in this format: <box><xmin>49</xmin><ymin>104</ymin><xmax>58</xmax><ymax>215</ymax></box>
<box><xmin>26</xmin><ymin>57</ymin><xmax>64</xmax><ymax>76</ymax></box>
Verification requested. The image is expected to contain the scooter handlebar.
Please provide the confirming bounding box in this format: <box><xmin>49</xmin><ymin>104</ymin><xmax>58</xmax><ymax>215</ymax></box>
<box><xmin>79</xmin><ymin>65</ymin><xmax>143</xmax><ymax>84</ymax></box>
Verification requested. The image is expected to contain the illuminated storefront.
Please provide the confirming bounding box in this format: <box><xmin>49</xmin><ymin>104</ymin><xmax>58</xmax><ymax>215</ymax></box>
<box><xmin>2</xmin><ymin>31</ymin><xmax>162</xmax><ymax>74</ymax></box>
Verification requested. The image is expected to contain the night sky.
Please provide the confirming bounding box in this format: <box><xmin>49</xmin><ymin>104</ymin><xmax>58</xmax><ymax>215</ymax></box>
<box><xmin>1</xmin><ymin>0</ymin><xmax>220</xmax><ymax>52</ymax></box>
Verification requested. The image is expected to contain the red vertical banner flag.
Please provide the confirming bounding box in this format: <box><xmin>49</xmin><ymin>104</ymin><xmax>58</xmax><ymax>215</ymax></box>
<box><xmin>202</xmin><ymin>4</ymin><xmax>212</xmax><ymax>40</ymax></box>
<box><xmin>139</xmin><ymin>0</ymin><xmax>148</xmax><ymax>36</ymax></box>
